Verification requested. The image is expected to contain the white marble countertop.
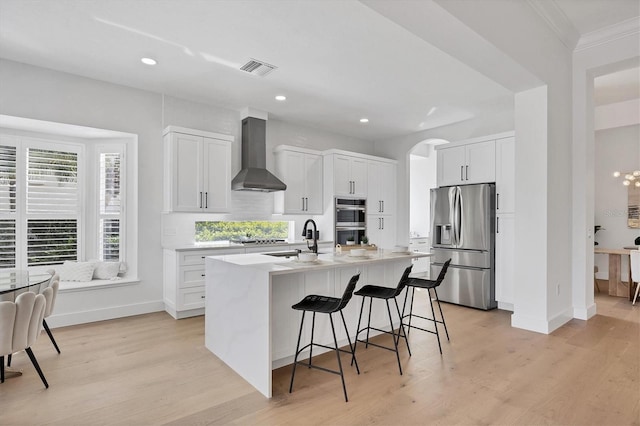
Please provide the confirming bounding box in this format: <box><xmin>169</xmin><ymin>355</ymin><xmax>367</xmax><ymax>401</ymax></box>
<box><xmin>208</xmin><ymin>250</ymin><xmax>431</xmax><ymax>276</ymax></box>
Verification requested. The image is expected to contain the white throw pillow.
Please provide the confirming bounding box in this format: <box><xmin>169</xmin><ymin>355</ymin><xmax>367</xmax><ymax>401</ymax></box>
<box><xmin>57</xmin><ymin>261</ymin><xmax>96</xmax><ymax>282</ymax></box>
<box><xmin>93</xmin><ymin>261</ymin><xmax>121</xmax><ymax>279</ymax></box>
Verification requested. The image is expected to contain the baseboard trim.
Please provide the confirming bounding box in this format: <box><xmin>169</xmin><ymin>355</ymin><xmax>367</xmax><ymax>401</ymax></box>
<box><xmin>511</xmin><ymin>306</ymin><xmax>572</xmax><ymax>335</ymax></box>
<box><xmin>573</xmin><ymin>302</ymin><xmax>597</xmax><ymax>320</ymax></box>
<box><xmin>47</xmin><ymin>300</ymin><xmax>165</xmax><ymax>328</ymax></box>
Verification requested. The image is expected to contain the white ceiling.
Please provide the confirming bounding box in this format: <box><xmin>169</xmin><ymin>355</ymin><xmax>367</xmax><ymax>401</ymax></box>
<box><xmin>0</xmin><ymin>0</ymin><xmax>638</xmax><ymax>141</ymax></box>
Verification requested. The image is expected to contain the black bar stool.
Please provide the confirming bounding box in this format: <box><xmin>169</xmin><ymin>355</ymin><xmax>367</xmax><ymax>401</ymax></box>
<box><xmin>289</xmin><ymin>273</ymin><xmax>360</xmax><ymax>402</ymax></box>
<box><xmin>352</xmin><ymin>265</ymin><xmax>413</xmax><ymax>375</ymax></box>
<box><xmin>402</xmin><ymin>259</ymin><xmax>452</xmax><ymax>354</ymax></box>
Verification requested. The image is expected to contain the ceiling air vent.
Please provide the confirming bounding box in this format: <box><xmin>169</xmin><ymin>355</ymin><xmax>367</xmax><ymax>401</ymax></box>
<box><xmin>239</xmin><ymin>59</ymin><xmax>277</xmax><ymax>77</ymax></box>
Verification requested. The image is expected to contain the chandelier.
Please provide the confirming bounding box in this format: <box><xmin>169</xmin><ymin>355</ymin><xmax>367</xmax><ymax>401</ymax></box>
<box><xmin>613</xmin><ymin>170</ymin><xmax>640</xmax><ymax>187</ymax></box>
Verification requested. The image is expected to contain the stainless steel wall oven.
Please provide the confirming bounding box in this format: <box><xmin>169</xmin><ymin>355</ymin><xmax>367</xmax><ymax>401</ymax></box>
<box><xmin>334</xmin><ymin>198</ymin><xmax>366</xmax><ymax>245</ymax></box>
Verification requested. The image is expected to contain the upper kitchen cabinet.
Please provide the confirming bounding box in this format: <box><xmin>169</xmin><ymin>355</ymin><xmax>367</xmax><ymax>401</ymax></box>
<box><xmin>495</xmin><ymin>136</ymin><xmax>515</xmax><ymax>213</ymax></box>
<box><xmin>327</xmin><ymin>153</ymin><xmax>368</xmax><ymax>197</ymax></box>
<box><xmin>273</xmin><ymin>145</ymin><xmax>323</xmax><ymax>214</ymax></box>
<box><xmin>368</xmin><ymin>159</ymin><xmax>397</xmax><ymax>216</ymax></box>
<box><xmin>437</xmin><ymin>140</ymin><xmax>495</xmax><ymax>187</ymax></box>
<box><xmin>163</xmin><ymin>126</ymin><xmax>233</xmax><ymax>213</ymax></box>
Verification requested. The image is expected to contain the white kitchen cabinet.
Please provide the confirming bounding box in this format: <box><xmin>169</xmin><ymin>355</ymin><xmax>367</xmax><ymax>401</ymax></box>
<box><xmin>163</xmin><ymin>126</ymin><xmax>233</xmax><ymax>213</ymax></box>
<box><xmin>437</xmin><ymin>140</ymin><xmax>495</xmax><ymax>187</ymax></box>
<box><xmin>368</xmin><ymin>160</ymin><xmax>396</xmax><ymax>216</ymax></box>
<box><xmin>332</xmin><ymin>153</ymin><xmax>368</xmax><ymax>197</ymax></box>
<box><xmin>495</xmin><ymin>136</ymin><xmax>515</xmax><ymax>213</ymax></box>
<box><xmin>409</xmin><ymin>237</ymin><xmax>430</xmax><ymax>278</ymax></box>
<box><xmin>367</xmin><ymin>214</ymin><xmax>396</xmax><ymax>249</ymax></box>
<box><xmin>163</xmin><ymin>247</ymin><xmax>244</xmax><ymax>318</ymax></box>
<box><xmin>495</xmin><ymin>213</ymin><xmax>515</xmax><ymax>310</ymax></box>
<box><xmin>273</xmin><ymin>146</ymin><xmax>323</xmax><ymax>214</ymax></box>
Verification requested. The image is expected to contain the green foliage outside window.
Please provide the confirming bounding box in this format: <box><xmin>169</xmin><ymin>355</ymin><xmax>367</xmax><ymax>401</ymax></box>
<box><xmin>195</xmin><ymin>221</ymin><xmax>289</xmax><ymax>242</ymax></box>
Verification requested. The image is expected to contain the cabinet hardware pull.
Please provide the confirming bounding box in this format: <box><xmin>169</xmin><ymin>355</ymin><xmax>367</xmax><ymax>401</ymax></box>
<box><xmin>497</xmin><ymin>216</ymin><xmax>500</xmax><ymax>234</ymax></box>
<box><xmin>200</xmin><ymin>295</ymin><xmax>205</xmax><ymax>299</ymax></box>
<box><xmin>305</xmin><ymin>197</ymin><xmax>308</xmax><ymax>211</ymax></box>
<box><xmin>382</xmin><ymin>200</ymin><xmax>384</xmax><ymax>213</ymax></box>
<box><xmin>201</xmin><ymin>256</ymin><xmax>205</xmax><ymax>259</ymax></box>
<box><xmin>302</xmin><ymin>197</ymin><xmax>305</xmax><ymax>211</ymax></box>
<box><xmin>460</xmin><ymin>166</ymin><xmax>464</xmax><ymax>181</ymax></box>
<box><xmin>205</xmin><ymin>192</ymin><xmax>208</xmax><ymax>209</ymax></box>
<box><xmin>382</xmin><ymin>217</ymin><xmax>384</xmax><ymax>229</ymax></box>
<box><xmin>201</xmin><ymin>274</ymin><xmax>205</xmax><ymax>277</ymax></box>
<box><xmin>497</xmin><ymin>193</ymin><xmax>500</xmax><ymax>210</ymax></box>
<box><xmin>466</xmin><ymin>165</ymin><xmax>469</xmax><ymax>181</ymax></box>
<box><xmin>200</xmin><ymin>192</ymin><xmax>203</xmax><ymax>208</ymax></box>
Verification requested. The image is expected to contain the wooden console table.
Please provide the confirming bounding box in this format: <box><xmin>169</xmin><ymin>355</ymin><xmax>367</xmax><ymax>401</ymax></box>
<box><xmin>594</xmin><ymin>247</ymin><xmax>638</xmax><ymax>299</ymax></box>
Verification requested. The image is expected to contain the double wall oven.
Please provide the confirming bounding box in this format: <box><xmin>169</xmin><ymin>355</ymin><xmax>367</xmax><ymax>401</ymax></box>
<box><xmin>334</xmin><ymin>198</ymin><xmax>366</xmax><ymax>245</ymax></box>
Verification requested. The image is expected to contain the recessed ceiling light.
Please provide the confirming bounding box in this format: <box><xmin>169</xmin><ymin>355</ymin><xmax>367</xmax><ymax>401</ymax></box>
<box><xmin>141</xmin><ymin>57</ymin><xmax>157</xmax><ymax>66</ymax></box>
<box><xmin>275</xmin><ymin>95</ymin><xmax>286</xmax><ymax>101</ymax></box>
<box><xmin>360</xmin><ymin>118</ymin><xmax>369</xmax><ymax>123</ymax></box>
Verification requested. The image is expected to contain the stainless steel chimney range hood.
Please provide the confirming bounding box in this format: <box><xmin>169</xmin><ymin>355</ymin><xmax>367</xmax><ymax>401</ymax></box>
<box><xmin>231</xmin><ymin>116</ymin><xmax>286</xmax><ymax>192</ymax></box>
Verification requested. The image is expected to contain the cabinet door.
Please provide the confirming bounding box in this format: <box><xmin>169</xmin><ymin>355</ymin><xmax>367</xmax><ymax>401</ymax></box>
<box><xmin>495</xmin><ymin>213</ymin><xmax>515</xmax><ymax>308</ymax></box>
<box><xmin>203</xmin><ymin>138</ymin><xmax>231</xmax><ymax>212</ymax></box>
<box><xmin>304</xmin><ymin>153</ymin><xmax>323</xmax><ymax>214</ymax></box>
<box><xmin>350</xmin><ymin>157</ymin><xmax>368</xmax><ymax>197</ymax></box>
<box><xmin>172</xmin><ymin>133</ymin><xmax>204</xmax><ymax>211</ymax></box>
<box><xmin>465</xmin><ymin>140</ymin><xmax>495</xmax><ymax>184</ymax></box>
<box><xmin>333</xmin><ymin>155</ymin><xmax>353</xmax><ymax>196</ymax></box>
<box><xmin>367</xmin><ymin>215</ymin><xmax>396</xmax><ymax>249</ymax></box>
<box><xmin>437</xmin><ymin>146</ymin><xmax>465</xmax><ymax>187</ymax></box>
<box><xmin>367</xmin><ymin>161</ymin><xmax>382</xmax><ymax>213</ymax></box>
<box><xmin>495</xmin><ymin>137</ymin><xmax>515</xmax><ymax>213</ymax></box>
<box><xmin>378</xmin><ymin>162</ymin><xmax>396</xmax><ymax>216</ymax></box>
<box><xmin>282</xmin><ymin>151</ymin><xmax>306</xmax><ymax>213</ymax></box>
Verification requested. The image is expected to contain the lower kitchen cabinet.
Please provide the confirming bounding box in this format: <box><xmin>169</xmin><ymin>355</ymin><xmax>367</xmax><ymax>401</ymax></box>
<box><xmin>409</xmin><ymin>237</ymin><xmax>430</xmax><ymax>278</ymax></box>
<box><xmin>163</xmin><ymin>247</ymin><xmax>244</xmax><ymax>319</ymax></box>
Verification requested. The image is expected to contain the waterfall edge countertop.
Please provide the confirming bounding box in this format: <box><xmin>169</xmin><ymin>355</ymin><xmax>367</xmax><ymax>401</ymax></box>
<box><xmin>204</xmin><ymin>249</ymin><xmax>431</xmax><ymax>398</ymax></box>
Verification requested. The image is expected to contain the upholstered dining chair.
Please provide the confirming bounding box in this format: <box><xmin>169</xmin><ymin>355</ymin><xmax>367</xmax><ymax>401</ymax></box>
<box><xmin>0</xmin><ymin>291</ymin><xmax>49</xmax><ymax>388</ymax></box>
<box><xmin>631</xmin><ymin>250</ymin><xmax>640</xmax><ymax>306</ymax></box>
<box><xmin>41</xmin><ymin>272</ymin><xmax>61</xmax><ymax>353</ymax></box>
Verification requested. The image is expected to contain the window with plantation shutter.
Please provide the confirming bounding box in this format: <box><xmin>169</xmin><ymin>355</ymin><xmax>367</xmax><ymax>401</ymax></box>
<box><xmin>0</xmin><ymin>139</ymin><xmax>82</xmax><ymax>269</ymax></box>
<box><xmin>0</xmin><ymin>129</ymin><xmax>135</xmax><ymax>281</ymax></box>
<box><xmin>26</xmin><ymin>147</ymin><xmax>79</xmax><ymax>266</ymax></box>
<box><xmin>0</xmin><ymin>145</ymin><xmax>17</xmax><ymax>268</ymax></box>
<box><xmin>98</xmin><ymin>151</ymin><xmax>122</xmax><ymax>261</ymax></box>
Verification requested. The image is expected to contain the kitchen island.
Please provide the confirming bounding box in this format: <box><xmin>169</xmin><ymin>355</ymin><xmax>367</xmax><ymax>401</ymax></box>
<box><xmin>204</xmin><ymin>249</ymin><xmax>430</xmax><ymax>397</ymax></box>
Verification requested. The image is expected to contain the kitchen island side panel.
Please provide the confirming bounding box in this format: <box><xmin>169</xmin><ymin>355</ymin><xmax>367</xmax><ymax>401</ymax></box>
<box><xmin>205</xmin><ymin>258</ymin><xmax>272</xmax><ymax>397</ymax></box>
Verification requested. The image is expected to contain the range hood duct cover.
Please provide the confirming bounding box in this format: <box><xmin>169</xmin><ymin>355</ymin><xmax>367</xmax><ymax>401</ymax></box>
<box><xmin>231</xmin><ymin>117</ymin><xmax>286</xmax><ymax>192</ymax></box>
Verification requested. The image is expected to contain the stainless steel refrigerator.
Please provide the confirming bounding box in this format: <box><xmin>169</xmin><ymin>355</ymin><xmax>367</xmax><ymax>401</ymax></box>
<box><xmin>430</xmin><ymin>183</ymin><xmax>496</xmax><ymax>310</ymax></box>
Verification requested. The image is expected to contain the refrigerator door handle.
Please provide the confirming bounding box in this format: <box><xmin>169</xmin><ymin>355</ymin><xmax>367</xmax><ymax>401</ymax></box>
<box><xmin>456</xmin><ymin>186</ymin><xmax>463</xmax><ymax>246</ymax></box>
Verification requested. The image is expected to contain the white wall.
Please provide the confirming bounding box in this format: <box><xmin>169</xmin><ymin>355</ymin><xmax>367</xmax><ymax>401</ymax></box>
<box><xmin>594</xmin><ymin>124</ymin><xmax>640</xmax><ymax>281</ymax></box>
<box><xmin>0</xmin><ymin>58</ymin><xmax>373</xmax><ymax>326</ymax></box>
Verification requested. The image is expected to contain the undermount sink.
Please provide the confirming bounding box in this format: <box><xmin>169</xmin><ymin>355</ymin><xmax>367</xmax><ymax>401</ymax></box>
<box><xmin>263</xmin><ymin>250</ymin><xmax>301</xmax><ymax>258</ymax></box>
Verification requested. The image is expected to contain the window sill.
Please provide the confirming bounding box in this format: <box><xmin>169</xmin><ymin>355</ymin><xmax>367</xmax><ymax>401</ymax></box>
<box><xmin>59</xmin><ymin>277</ymin><xmax>140</xmax><ymax>293</ymax></box>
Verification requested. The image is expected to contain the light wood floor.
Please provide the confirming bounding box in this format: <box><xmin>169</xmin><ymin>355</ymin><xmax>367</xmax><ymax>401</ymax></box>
<box><xmin>1</xmin><ymin>281</ymin><xmax>638</xmax><ymax>425</ymax></box>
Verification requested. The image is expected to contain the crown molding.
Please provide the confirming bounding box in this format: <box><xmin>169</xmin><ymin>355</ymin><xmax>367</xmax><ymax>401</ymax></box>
<box><xmin>527</xmin><ymin>0</ymin><xmax>580</xmax><ymax>50</ymax></box>
<box><xmin>575</xmin><ymin>17</ymin><xmax>640</xmax><ymax>52</ymax></box>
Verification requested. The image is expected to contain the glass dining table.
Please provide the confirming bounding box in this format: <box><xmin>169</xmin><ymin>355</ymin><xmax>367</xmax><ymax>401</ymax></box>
<box><xmin>0</xmin><ymin>270</ymin><xmax>53</xmax><ymax>301</ymax></box>
<box><xmin>0</xmin><ymin>269</ymin><xmax>53</xmax><ymax>379</ymax></box>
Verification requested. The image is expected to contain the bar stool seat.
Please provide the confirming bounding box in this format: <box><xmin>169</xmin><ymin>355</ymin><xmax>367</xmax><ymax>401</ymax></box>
<box><xmin>289</xmin><ymin>273</ymin><xmax>360</xmax><ymax>402</ymax></box>
<box><xmin>353</xmin><ymin>265</ymin><xmax>414</xmax><ymax>375</ymax></box>
<box><xmin>402</xmin><ymin>259</ymin><xmax>452</xmax><ymax>354</ymax></box>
